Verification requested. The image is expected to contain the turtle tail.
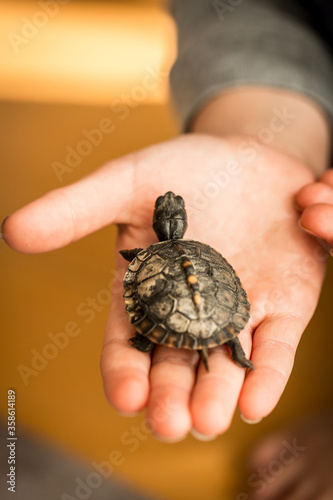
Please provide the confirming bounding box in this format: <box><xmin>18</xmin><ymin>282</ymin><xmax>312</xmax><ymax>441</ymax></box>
<box><xmin>200</xmin><ymin>347</ymin><xmax>210</xmax><ymax>372</ymax></box>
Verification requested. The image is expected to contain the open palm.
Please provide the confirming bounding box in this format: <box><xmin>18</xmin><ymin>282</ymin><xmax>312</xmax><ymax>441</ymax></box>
<box><xmin>3</xmin><ymin>134</ymin><xmax>326</xmax><ymax>440</ymax></box>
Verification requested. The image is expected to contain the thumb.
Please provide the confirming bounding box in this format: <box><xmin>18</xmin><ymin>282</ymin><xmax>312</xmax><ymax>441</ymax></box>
<box><xmin>2</xmin><ymin>155</ymin><xmax>135</xmax><ymax>254</ymax></box>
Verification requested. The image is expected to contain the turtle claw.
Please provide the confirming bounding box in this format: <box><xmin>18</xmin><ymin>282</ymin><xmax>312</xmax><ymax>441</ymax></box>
<box><xmin>130</xmin><ymin>334</ymin><xmax>154</xmax><ymax>352</ymax></box>
<box><xmin>225</xmin><ymin>338</ymin><xmax>254</xmax><ymax>370</ymax></box>
<box><xmin>120</xmin><ymin>248</ymin><xmax>143</xmax><ymax>262</ymax></box>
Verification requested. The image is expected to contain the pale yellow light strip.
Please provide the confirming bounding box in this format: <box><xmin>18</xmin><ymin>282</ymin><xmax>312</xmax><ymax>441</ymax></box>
<box><xmin>0</xmin><ymin>1</ymin><xmax>176</xmax><ymax>105</ymax></box>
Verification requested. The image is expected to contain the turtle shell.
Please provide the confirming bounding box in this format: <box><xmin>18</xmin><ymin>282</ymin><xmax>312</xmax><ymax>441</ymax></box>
<box><xmin>123</xmin><ymin>239</ymin><xmax>250</xmax><ymax>350</ymax></box>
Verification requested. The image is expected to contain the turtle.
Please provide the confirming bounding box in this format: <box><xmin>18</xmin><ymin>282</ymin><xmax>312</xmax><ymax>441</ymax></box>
<box><xmin>120</xmin><ymin>191</ymin><xmax>253</xmax><ymax>372</ymax></box>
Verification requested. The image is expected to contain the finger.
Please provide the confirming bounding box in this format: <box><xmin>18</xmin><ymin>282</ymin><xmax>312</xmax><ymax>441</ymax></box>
<box><xmin>100</xmin><ymin>253</ymin><xmax>151</xmax><ymax>415</ymax></box>
<box><xmin>317</xmin><ymin>490</ymin><xmax>333</xmax><ymax>500</ymax></box>
<box><xmin>190</xmin><ymin>331</ymin><xmax>252</xmax><ymax>436</ymax></box>
<box><xmin>299</xmin><ymin>203</ymin><xmax>333</xmax><ymax>247</ymax></box>
<box><xmin>146</xmin><ymin>345</ymin><xmax>199</xmax><ymax>440</ymax></box>
<box><xmin>266</xmin><ymin>474</ymin><xmax>323</xmax><ymax>500</ymax></box>
<box><xmin>238</xmin><ymin>315</ymin><xmax>304</xmax><ymax>421</ymax></box>
<box><xmin>2</xmin><ymin>155</ymin><xmax>135</xmax><ymax>253</ymax></box>
<box><xmin>251</xmin><ymin>466</ymin><xmax>317</xmax><ymax>500</ymax></box>
<box><xmin>248</xmin><ymin>432</ymin><xmax>308</xmax><ymax>500</ymax></box>
<box><xmin>248</xmin><ymin>432</ymin><xmax>289</xmax><ymax>470</ymax></box>
<box><xmin>295</xmin><ymin>182</ymin><xmax>333</xmax><ymax>210</ymax></box>
<box><xmin>320</xmin><ymin>169</ymin><xmax>333</xmax><ymax>187</ymax></box>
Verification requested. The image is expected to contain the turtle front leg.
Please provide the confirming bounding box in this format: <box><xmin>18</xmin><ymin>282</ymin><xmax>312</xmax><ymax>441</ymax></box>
<box><xmin>130</xmin><ymin>333</ymin><xmax>155</xmax><ymax>352</ymax></box>
<box><xmin>225</xmin><ymin>338</ymin><xmax>254</xmax><ymax>370</ymax></box>
<box><xmin>120</xmin><ymin>248</ymin><xmax>143</xmax><ymax>262</ymax></box>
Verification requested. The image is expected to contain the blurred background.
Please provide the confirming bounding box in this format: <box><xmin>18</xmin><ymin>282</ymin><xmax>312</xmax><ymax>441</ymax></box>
<box><xmin>1</xmin><ymin>1</ymin><xmax>333</xmax><ymax>499</ymax></box>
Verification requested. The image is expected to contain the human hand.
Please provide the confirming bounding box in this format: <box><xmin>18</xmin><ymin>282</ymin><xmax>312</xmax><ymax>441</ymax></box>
<box><xmin>296</xmin><ymin>169</ymin><xmax>333</xmax><ymax>255</ymax></box>
<box><xmin>2</xmin><ymin>134</ymin><xmax>326</xmax><ymax>440</ymax></box>
<box><xmin>246</xmin><ymin>411</ymin><xmax>333</xmax><ymax>500</ymax></box>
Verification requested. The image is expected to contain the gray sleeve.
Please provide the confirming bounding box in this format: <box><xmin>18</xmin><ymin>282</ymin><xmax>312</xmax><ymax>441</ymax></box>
<box><xmin>169</xmin><ymin>0</ymin><xmax>333</xmax><ymax>130</ymax></box>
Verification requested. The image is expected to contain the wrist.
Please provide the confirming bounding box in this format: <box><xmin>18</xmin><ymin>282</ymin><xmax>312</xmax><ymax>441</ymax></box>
<box><xmin>191</xmin><ymin>87</ymin><xmax>331</xmax><ymax>177</ymax></box>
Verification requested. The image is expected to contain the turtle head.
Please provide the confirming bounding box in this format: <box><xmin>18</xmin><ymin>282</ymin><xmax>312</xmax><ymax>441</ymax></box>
<box><xmin>153</xmin><ymin>192</ymin><xmax>188</xmax><ymax>241</ymax></box>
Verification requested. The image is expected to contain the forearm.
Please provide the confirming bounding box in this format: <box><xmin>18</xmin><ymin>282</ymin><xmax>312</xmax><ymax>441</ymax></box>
<box><xmin>191</xmin><ymin>86</ymin><xmax>331</xmax><ymax>177</ymax></box>
<box><xmin>170</xmin><ymin>0</ymin><xmax>333</xmax><ymax>176</ymax></box>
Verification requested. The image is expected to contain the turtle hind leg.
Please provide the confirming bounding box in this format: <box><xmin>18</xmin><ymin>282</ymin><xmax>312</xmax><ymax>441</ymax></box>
<box><xmin>225</xmin><ymin>338</ymin><xmax>254</xmax><ymax>371</ymax></box>
<box><xmin>120</xmin><ymin>248</ymin><xmax>143</xmax><ymax>262</ymax></box>
<box><xmin>130</xmin><ymin>333</ymin><xmax>155</xmax><ymax>353</ymax></box>
<box><xmin>199</xmin><ymin>347</ymin><xmax>210</xmax><ymax>372</ymax></box>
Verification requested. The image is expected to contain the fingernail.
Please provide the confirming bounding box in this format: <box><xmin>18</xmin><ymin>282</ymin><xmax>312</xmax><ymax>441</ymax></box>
<box><xmin>153</xmin><ymin>433</ymin><xmax>187</xmax><ymax>443</ymax></box>
<box><xmin>240</xmin><ymin>414</ymin><xmax>263</xmax><ymax>425</ymax></box>
<box><xmin>0</xmin><ymin>216</ymin><xmax>9</xmax><ymax>243</ymax></box>
<box><xmin>191</xmin><ymin>429</ymin><xmax>217</xmax><ymax>441</ymax></box>
<box><xmin>297</xmin><ymin>219</ymin><xmax>317</xmax><ymax>236</ymax></box>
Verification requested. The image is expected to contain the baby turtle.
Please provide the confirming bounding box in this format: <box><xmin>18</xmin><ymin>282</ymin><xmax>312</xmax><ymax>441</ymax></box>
<box><xmin>120</xmin><ymin>192</ymin><xmax>253</xmax><ymax>372</ymax></box>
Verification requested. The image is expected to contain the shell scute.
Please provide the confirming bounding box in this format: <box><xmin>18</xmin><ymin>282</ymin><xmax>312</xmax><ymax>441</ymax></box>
<box><xmin>128</xmin><ymin>257</ymin><xmax>142</xmax><ymax>272</ymax></box>
<box><xmin>215</xmin><ymin>288</ymin><xmax>235</xmax><ymax>309</ymax></box>
<box><xmin>187</xmin><ymin>318</ymin><xmax>217</xmax><ymax>339</ymax></box>
<box><xmin>136</xmin><ymin>254</ymin><xmax>166</xmax><ymax>283</ymax></box>
<box><xmin>137</xmin><ymin>274</ymin><xmax>168</xmax><ymax>302</ymax></box>
<box><xmin>172</xmin><ymin>279</ymin><xmax>194</xmax><ymax>297</ymax></box>
<box><xmin>148</xmin><ymin>296</ymin><xmax>176</xmax><ymax>321</ymax></box>
<box><xmin>233</xmin><ymin>312</ymin><xmax>250</xmax><ymax>330</ymax></box>
<box><xmin>137</xmin><ymin>249</ymin><xmax>153</xmax><ymax>262</ymax></box>
<box><xmin>211</xmin><ymin>306</ymin><xmax>232</xmax><ymax>327</ymax></box>
<box><xmin>175</xmin><ymin>297</ymin><xmax>197</xmax><ymax>320</ymax></box>
<box><xmin>197</xmin><ymin>274</ymin><xmax>217</xmax><ymax>294</ymax></box>
<box><xmin>166</xmin><ymin>311</ymin><xmax>191</xmax><ymax>334</ymax></box>
<box><xmin>123</xmin><ymin>269</ymin><xmax>136</xmax><ymax>287</ymax></box>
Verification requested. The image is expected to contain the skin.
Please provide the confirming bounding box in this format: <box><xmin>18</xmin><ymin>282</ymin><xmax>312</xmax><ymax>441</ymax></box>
<box><xmin>246</xmin><ymin>412</ymin><xmax>333</xmax><ymax>500</ymax></box>
<box><xmin>1</xmin><ymin>87</ymin><xmax>331</xmax><ymax>440</ymax></box>
<box><xmin>296</xmin><ymin>169</ymin><xmax>333</xmax><ymax>252</ymax></box>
